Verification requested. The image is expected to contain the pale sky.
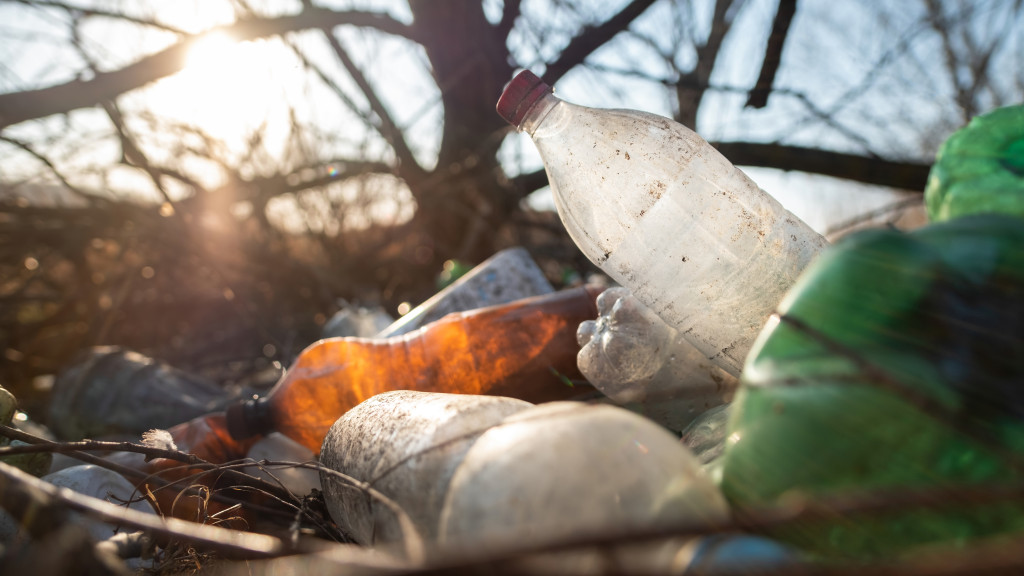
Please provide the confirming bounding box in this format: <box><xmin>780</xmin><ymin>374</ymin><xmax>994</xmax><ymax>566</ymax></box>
<box><xmin>1</xmin><ymin>0</ymin><xmax>1018</xmax><ymax>234</ymax></box>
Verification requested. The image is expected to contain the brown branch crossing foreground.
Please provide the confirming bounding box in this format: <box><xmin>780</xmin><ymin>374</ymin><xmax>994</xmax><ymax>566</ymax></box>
<box><xmin>3</xmin><ymin>429</ymin><xmax>1024</xmax><ymax>574</ymax></box>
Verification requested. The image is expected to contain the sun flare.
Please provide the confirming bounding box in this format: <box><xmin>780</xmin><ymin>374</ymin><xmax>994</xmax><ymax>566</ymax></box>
<box><xmin>183</xmin><ymin>32</ymin><xmax>239</xmax><ymax>79</ymax></box>
<box><xmin>148</xmin><ymin>31</ymin><xmax>300</xmax><ymax>148</ymax></box>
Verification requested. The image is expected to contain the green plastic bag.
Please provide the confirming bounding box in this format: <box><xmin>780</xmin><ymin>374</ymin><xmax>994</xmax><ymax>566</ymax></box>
<box><xmin>925</xmin><ymin>104</ymin><xmax>1024</xmax><ymax>222</ymax></box>
<box><xmin>720</xmin><ymin>214</ymin><xmax>1024</xmax><ymax>559</ymax></box>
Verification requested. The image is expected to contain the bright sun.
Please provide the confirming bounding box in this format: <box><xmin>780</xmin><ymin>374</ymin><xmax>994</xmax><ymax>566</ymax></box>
<box><xmin>148</xmin><ymin>31</ymin><xmax>300</xmax><ymax>148</ymax></box>
<box><xmin>184</xmin><ymin>32</ymin><xmax>239</xmax><ymax>77</ymax></box>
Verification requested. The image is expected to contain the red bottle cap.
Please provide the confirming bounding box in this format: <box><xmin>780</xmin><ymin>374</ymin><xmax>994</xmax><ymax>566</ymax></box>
<box><xmin>496</xmin><ymin>70</ymin><xmax>551</xmax><ymax>128</ymax></box>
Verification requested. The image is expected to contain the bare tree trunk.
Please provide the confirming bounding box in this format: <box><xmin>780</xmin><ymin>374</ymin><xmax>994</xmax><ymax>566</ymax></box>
<box><xmin>403</xmin><ymin>1</ymin><xmax>516</xmax><ymax>263</ymax></box>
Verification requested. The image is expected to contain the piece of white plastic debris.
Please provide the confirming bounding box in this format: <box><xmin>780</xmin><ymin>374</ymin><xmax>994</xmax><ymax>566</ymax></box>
<box><xmin>141</xmin><ymin>429</ymin><xmax>177</xmax><ymax>452</ymax></box>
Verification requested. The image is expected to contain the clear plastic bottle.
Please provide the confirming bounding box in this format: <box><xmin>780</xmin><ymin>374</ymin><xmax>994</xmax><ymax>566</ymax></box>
<box><xmin>48</xmin><ymin>346</ymin><xmax>244</xmax><ymax>441</ymax></box>
<box><xmin>680</xmin><ymin>403</ymin><xmax>733</xmax><ymax>481</ymax></box>
<box><xmin>576</xmin><ymin>287</ymin><xmax>737</xmax><ymax>431</ymax></box>
<box><xmin>498</xmin><ymin>71</ymin><xmax>828</xmax><ymax>374</ymax></box>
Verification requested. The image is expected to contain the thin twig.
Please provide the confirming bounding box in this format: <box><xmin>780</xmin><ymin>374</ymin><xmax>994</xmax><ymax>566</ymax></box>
<box><xmin>0</xmin><ymin>425</ymin><xmax>420</xmax><ymax>555</ymax></box>
<box><xmin>0</xmin><ymin>461</ymin><xmax>291</xmax><ymax>560</ymax></box>
<box><xmin>825</xmin><ymin>195</ymin><xmax>924</xmax><ymax>237</ymax></box>
<box><xmin>0</xmin><ymin>135</ymin><xmax>94</xmax><ymax>201</ymax></box>
<box><xmin>0</xmin><ymin>424</ymin><xmax>298</xmax><ymax>520</ymax></box>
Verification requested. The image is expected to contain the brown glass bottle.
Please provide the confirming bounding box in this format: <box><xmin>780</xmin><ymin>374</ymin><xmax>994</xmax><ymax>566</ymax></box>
<box><xmin>226</xmin><ymin>285</ymin><xmax>603</xmax><ymax>452</ymax></box>
<box><xmin>106</xmin><ymin>413</ymin><xmax>261</xmax><ymax>523</ymax></box>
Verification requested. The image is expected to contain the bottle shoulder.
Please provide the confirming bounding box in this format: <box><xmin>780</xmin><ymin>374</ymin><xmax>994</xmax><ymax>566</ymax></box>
<box><xmin>534</xmin><ymin>101</ymin><xmax>694</xmax><ymax>142</ymax></box>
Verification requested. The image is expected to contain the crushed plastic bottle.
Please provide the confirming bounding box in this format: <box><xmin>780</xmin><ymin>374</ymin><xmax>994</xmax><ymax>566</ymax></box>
<box><xmin>48</xmin><ymin>346</ymin><xmax>244</xmax><ymax>440</ymax></box>
<box><xmin>318</xmin><ymin>390</ymin><xmax>533</xmax><ymax>547</ymax></box>
<box><xmin>680</xmin><ymin>403</ymin><xmax>732</xmax><ymax>467</ymax></box>
<box><xmin>226</xmin><ymin>285</ymin><xmax>601</xmax><ymax>452</ymax></box>
<box><xmin>0</xmin><ymin>464</ymin><xmax>156</xmax><ymax>543</ymax></box>
<box><xmin>680</xmin><ymin>403</ymin><xmax>732</xmax><ymax>484</ymax></box>
<box><xmin>576</xmin><ymin>287</ymin><xmax>738</xmax><ymax>431</ymax></box>
<box><xmin>246</xmin><ymin>432</ymin><xmax>322</xmax><ymax>496</ymax></box>
<box><xmin>439</xmin><ymin>401</ymin><xmax>728</xmax><ymax>551</ymax></box>
<box><xmin>38</xmin><ymin>466</ymin><xmax>155</xmax><ymax>537</ymax></box>
<box><xmin>498</xmin><ymin>70</ymin><xmax>828</xmax><ymax>375</ymax></box>
<box><xmin>321</xmin><ymin>304</ymin><xmax>394</xmax><ymax>339</ymax></box>
<box><xmin>377</xmin><ymin>247</ymin><xmax>554</xmax><ymax>338</ymax></box>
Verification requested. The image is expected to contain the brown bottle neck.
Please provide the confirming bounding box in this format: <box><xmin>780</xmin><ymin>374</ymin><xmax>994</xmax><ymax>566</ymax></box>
<box><xmin>225</xmin><ymin>396</ymin><xmax>274</xmax><ymax>440</ymax></box>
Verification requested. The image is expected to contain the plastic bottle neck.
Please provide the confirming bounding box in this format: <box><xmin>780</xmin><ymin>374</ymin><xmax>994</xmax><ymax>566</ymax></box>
<box><xmin>520</xmin><ymin>92</ymin><xmax>559</xmax><ymax>136</ymax></box>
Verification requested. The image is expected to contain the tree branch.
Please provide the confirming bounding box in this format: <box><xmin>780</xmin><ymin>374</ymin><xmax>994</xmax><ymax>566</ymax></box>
<box><xmin>11</xmin><ymin>0</ymin><xmax>189</xmax><ymax>35</ymax></box>
<box><xmin>0</xmin><ymin>135</ymin><xmax>92</xmax><ymax>200</ymax></box>
<box><xmin>826</xmin><ymin>195</ymin><xmax>924</xmax><ymax>237</ymax></box>
<box><xmin>924</xmin><ymin>0</ymin><xmax>975</xmax><ymax>122</ymax></box>
<box><xmin>238</xmin><ymin>159</ymin><xmax>393</xmax><ymax>199</ymax></box>
<box><xmin>0</xmin><ymin>7</ymin><xmax>415</xmax><ymax>130</ymax></box>
<box><xmin>0</xmin><ymin>424</ymin><xmax>293</xmax><ymax>521</ymax></box>
<box><xmin>319</xmin><ymin>30</ymin><xmax>424</xmax><ymax>178</ymax></box>
<box><xmin>0</xmin><ymin>460</ymin><xmax>290</xmax><ymax>560</ymax></box>
<box><xmin>710</xmin><ymin>141</ymin><xmax>930</xmax><ymax>191</ymax></box>
<box><xmin>102</xmin><ymin>100</ymin><xmax>177</xmax><ymax>207</ymax></box>
<box><xmin>543</xmin><ymin>0</ymin><xmax>658</xmax><ymax>84</ymax></box>
<box><xmin>511</xmin><ymin>169</ymin><xmax>551</xmax><ymax>200</ymax></box>
<box><xmin>497</xmin><ymin>0</ymin><xmax>522</xmax><ymax>40</ymax></box>
<box><xmin>677</xmin><ymin>0</ymin><xmax>737</xmax><ymax>128</ymax></box>
<box><xmin>511</xmin><ymin>143</ymin><xmax>930</xmax><ymax>197</ymax></box>
<box><xmin>746</xmin><ymin>0</ymin><xmax>798</xmax><ymax>109</ymax></box>
<box><xmin>339</xmin><ymin>478</ymin><xmax>1024</xmax><ymax>576</ymax></box>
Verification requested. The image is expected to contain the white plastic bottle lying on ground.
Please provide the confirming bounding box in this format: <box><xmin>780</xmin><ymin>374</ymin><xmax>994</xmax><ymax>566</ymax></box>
<box><xmin>438</xmin><ymin>401</ymin><xmax>729</xmax><ymax>551</ymax></box>
<box><xmin>576</xmin><ymin>287</ymin><xmax>738</xmax><ymax>431</ymax></box>
<box><xmin>318</xmin><ymin>391</ymin><xmax>728</xmax><ymax>560</ymax></box>
<box><xmin>498</xmin><ymin>71</ymin><xmax>828</xmax><ymax>375</ymax></box>
<box><xmin>318</xmin><ymin>391</ymin><xmax>534</xmax><ymax>550</ymax></box>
